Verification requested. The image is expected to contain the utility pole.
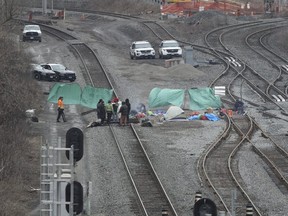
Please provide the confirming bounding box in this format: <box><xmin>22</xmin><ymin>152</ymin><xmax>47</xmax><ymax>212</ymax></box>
<box><xmin>42</xmin><ymin>0</ymin><xmax>47</xmax><ymax>14</ymax></box>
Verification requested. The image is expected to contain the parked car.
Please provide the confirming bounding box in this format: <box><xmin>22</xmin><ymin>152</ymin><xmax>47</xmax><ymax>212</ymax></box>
<box><xmin>130</xmin><ymin>41</ymin><xmax>155</xmax><ymax>59</ymax></box>
<box><xmin>22</xmin><ymin>25</ymin><xmax>42</xmax><ymax>42</ymax></box>
<box><xmin>158</xmin><ymin>40</ymin><xmax>182</xmax><ymax>59</ymax></box>
<box><xmin>40</xmin><ymin>63</ymin><xmax>76</xmax><ymax>82</ymax></box>
<box><xmin>30</xmin><ymin>64</ymin><xmax>56</xmax><ymax>81</ymax></box>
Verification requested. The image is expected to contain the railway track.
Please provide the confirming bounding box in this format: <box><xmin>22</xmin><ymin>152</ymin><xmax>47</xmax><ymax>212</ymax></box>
<box><xmin>250</xmin><ymin>121</ymin><xmax>288</xmax><ymax>193</ymax></box>
<box><xmin>111</xmin><ymin>125</ymin><xmax>178</xmax><ymax>216</ymax></box>
<box><xmin>204</xmin><ymin>19</ymin><xmax>288</xmax><ymax>113</ymax></box>
<box><xmin>30</xmin><ymin>20</ymin><xmax>179</xmax><ymax>216</ymax></box>
<box><xmin>198</xmin><ymin>114</ymin><xmax>263</xmax><ymax>216</ymax></box>
<box><xmin>246</xmin><ymin>25</ymin><xmax>288</xmax><ymax>96</ymax></box>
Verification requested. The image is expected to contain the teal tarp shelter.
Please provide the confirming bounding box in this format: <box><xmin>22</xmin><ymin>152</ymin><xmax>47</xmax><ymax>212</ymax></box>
<box><xmin>47</xmin><ymin>83</ymin><xmax>113</xmax><ymax>109</ymax></box>
<box><xmin>148</xmin><ymin>88</ymin><xmax>185</xmax><ymax>108</ymax></box>
<box><xmin>80</xmin><ymin>85</ymin><xmax>114</xmax><ymax>109</ymax></box>
<box><xmin>188</xmin><ymin>88</ymin><xmax>222</xmax><ymax>110</ymax></box>
<box><xmin>147</xmin><ymin>87</ymin><xmax>222</xmax><ymax>110</ymax></box>
<box><xmin>47</xmin><ymin>83</ymin><xmax>82</xmax><ymax>104</ymax></box>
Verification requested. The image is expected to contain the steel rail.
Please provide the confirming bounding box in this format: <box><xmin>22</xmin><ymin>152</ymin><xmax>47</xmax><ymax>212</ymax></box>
<box><xmin>245</xmin><ymin>25</ymin><xmax>288</xmax><ymax>98</ymax></box>
<box><xmin>131</xmin><ymin>124</ymin><xmax>179</xmax><ymax>216</ymax></box>
<box><xmin>250</xmin><ymin>119</ymin><xmax>288</xmax><ymax>188</ymax></box>
<box><xmin>109</xmin><ymin>125</ymin><xmax>149</xmax><ymax>216</ymax></box>
<box><xmin>204</xmin><ymin>19</ymin><xmax>288</xmax><ymax>112</ymax></box>
<box><xmin>228</xmin><ymin>116</ymin><xmax>263</xmax><ymax>216</ymax></box>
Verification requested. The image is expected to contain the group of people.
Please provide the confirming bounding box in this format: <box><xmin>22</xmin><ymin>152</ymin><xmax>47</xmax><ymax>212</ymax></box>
<box><xmin>56</xmin><ymin>96</ymin><xmax>131</xmax><ymax>126</ymax></box>
<box><xmin>97</xmin><ymin>97</ymin><xmax>131</xmax><ymax>126</ymax></box>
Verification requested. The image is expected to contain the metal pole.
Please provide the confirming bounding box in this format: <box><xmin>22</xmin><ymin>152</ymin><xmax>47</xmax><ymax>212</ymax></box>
<box><xmin>87</xmin><ymin>181</ymin><xmax>92</xmax><ymax>215</ymax></box>
<box><xmin>42</xmin><ymin>0</ymin><xmax>47</xmax><ymax>14</ymax></box>
<box><xmin>231</xmin><ymin>189</ymin><xmax>236</xmax><ymax>216</ymax></box>
<box><xmin>240</xmin><ymin>78</ymin><xmax>244</xmax><ymax>101</ymax></box>
<box><xmin>57</xmin><ymin>137</ymin><xmax>62</xmax><ymax>216</ymax></box>
<box><xmin>69</xmin><ymin>146</ymin><xmax>74</xmax><ymax>216</ymax></box>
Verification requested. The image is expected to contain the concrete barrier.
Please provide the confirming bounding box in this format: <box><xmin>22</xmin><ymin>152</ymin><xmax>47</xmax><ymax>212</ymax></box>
<box><xmin>164</xmin><ymin>58</ymin><xmax>182</xmax><ymax>68</ymax></box>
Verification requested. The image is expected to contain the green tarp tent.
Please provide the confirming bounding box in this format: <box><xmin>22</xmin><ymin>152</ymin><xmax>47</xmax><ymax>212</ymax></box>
<box><xmin>148</xmin><ymin>88</ymin><xmax>185</xmax><ymax>108</ymax></box>
<box><xmin>188</xmin><ymin>88</ymin><xmax>222</xmax><ymax>110</ymax></box>
<box><xmin>47</xmin><ymin>83</ymin><xmax>113</xmax><ymax>109</ymax></box>
<box><xmin>147</xmin><ymin>87</ymin><xmax>222</xmax><ymax>110</ymax></box>
<box><xmin>47</xmin><ymin>83</ymin><xmax>82</xmax><ymax>104</ymax></box>
<box><xmin>80</xmin><ymin>85</ymin><xmax>114</xmax><ymax>109</ymax></box>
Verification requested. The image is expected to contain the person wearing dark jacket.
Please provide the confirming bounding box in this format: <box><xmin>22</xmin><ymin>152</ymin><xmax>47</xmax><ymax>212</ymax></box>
<box><xmin>234</xmin><ymin>99</ymin><xmax>244</xmax><ymax>114</ymax></box>
<box><xmin>97</xmin><ymin>99</ymin><xmax>106</xmax><ymax>124</ymax></box>
<box><xmin>118</xmin><ymin>101</ymin><xmax>128</xmax><ymax>126</ymax></box>
<box><xmin>125</xmin><ymin>98</ymin><xmax>131</xmax><ymax>123</ymax></box>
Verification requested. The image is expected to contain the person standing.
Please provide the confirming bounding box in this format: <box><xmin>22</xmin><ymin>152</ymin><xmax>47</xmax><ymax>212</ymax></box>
<box><xmin>118</xmin><ymin>101</ymin><xmax>128</xmax><ymax>126</ymax></box>
<box><xmin>112</xmin><ymin>97</ymin><xmax>119</xmax><ymax>122</ymax></box>
<box><xmin>97</xmin><ymin>99</ymin><xmax>106</xmax><ymax>125</ymax></box>
<box><xmin>96</xmin><ymin>99</ymin><xmax>103</xmax><ymax>120</ymax></box>
<box><xmin>125</xmin><ymin>98</ymin><xmax>131</xmax><ymax>123</ymax></box>
<box><xmin>57</xmin><ymin>96</ymin><xmax>66</xmax><ymax>122</ymax></box>
<box><xmin>234</xmin><ymin>99</ymin><xmax>244</xmax><ymax>115</ymax></box>
<box><xmin>105</xmin><ymin>100</ymin><xmax>113</xmax><ymax>124</ymax></box>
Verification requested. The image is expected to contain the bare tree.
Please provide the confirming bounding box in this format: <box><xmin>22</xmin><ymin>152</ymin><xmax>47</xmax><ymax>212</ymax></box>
<box><xmin>0</xmin><ymin>24</ymin><xmax>41</xmax><ymax>214</ymax></box>
<box><xmin>0</xmin><ymin>0</ymin><xmax>20</xmax><ymax>24</ymax></box>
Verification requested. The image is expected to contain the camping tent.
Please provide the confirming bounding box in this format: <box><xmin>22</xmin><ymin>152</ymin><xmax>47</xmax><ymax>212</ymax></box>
<box><xmin>164</xmin><ymin>106</ymin><xmax>184</xmax><ymax>120</ymax></box>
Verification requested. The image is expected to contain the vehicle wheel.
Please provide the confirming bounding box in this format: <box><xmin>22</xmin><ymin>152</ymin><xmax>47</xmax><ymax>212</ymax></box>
<box><xmin>70</xmin><ymin>79</ymin><xmax>75</xmax><ymax>82</ymax></box>
<box><xmin>34</xmin><ymin>73</ymin><xmax>41</xmax><ymax>80</ymax></box>
<box><xmin>130</xmin><ymin>53</ymin><xmax>133</xmax><ymax>59</ymax></box>
<box><xmin>55</xmin><ymin>74</ymin><xmax>60</xmax><ymax>82</ymax></box>
<box><xmin>39</xmin><ymin>39</ymin><xmax>41</xmax><ymax>42</ymax></box>
<box><xmin>134</xmin><ymin>54</ymin><xmax>137</xmax><ymax>60</ymax></box>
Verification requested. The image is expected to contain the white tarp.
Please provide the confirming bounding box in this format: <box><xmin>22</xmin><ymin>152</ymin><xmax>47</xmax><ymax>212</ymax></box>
<box><xmin>164</xmin><ymin>106</ymin><xmax>184</xmax><ymax>120</ymax></box>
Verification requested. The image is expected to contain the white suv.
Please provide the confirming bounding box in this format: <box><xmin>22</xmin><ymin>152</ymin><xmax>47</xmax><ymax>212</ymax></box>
<box><xmin>22</xmin><ymin>25</ymin><xmax>42</xmax><ymax>42</ymax></box>
<box><xmin>159</xmin><ymin>40</ymin><xmax>182</xmax><ymax>59</ymax></box>
<box><xmin>130</xmin><ymin>41</ymin><xmax>155</xmax><ymax>59</ymax></box>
